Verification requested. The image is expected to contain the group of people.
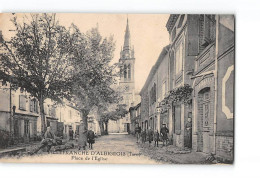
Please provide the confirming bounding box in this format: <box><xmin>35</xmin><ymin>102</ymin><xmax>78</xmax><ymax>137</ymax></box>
<box><xmin>31</xmin><ymin>126</ymin><xmax>63</xmax><ymax>154</ymax></box>
<box><xmin>78</xmin><ymin>120</ymin><xmax>95</xmax><ymax>150</ymax></box>
<box><xmin>135</xmin><ymin>123</ymin><xmax>169</xmax><ymax>147</ymax></box>
<box><xmin>32</xmin><ymin>120</ymin><xmax>95</xmax><ymax>154</ymax></box>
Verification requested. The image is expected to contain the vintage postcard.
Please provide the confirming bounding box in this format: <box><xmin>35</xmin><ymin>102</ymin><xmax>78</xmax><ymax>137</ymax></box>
<box><xmin>0</xmin><ymin>13</ymin><xmax>234</xmax><ymax>164</ymax></box>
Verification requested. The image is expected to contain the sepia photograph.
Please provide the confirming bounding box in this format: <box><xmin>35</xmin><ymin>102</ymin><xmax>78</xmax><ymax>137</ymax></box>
<box><xmin>0</xmin><ymin>13</ymin><xmax>234</xmax><ymax>164</ymax></box>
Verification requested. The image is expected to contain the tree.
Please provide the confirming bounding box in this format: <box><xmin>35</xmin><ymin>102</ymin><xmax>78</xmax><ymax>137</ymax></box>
<box><xmin>99</xmin><ymin>103</ymin><xmax>128</xmax><ymax>135</ymax></box>
<box><xmin>0</xmin><ymin>13</ymin><xmax>73</xmax><ymax>134</ymax></box>
<box><xmin>68</xmin><ymin>25</ymin><xmax>119</xmax><ymax>128</ymax></box>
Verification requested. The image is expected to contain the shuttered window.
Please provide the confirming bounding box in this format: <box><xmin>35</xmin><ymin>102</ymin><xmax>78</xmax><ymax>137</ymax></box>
<box><xmin>30</xmin><ymin>99</ymin><xmax>39</xmax><ymax>113</ymax></box>
<box><xmin>199</xmin><ymin>15</ymin><xmax>216</xmax><ymax>52</ymax></box>
<box><xmin>30</xmin><ymin>99</ymin><xmax>33</xmax><ymax>112</ymax></box>
<box><xmin>175</xmin><ymin>42</ymin><xmax>183</xmax><ymax>74</ymax></box>
<box><xmin>19</xmin><ymin>95</ymin><xmax>27</xmax><ymax>111</ymax></box>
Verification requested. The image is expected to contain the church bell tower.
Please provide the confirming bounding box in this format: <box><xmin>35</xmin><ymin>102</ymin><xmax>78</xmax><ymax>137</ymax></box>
<box><xmin>119</xmin><ymin>18</ymin><xmax>135</xmax><ymax>109</ymax></box>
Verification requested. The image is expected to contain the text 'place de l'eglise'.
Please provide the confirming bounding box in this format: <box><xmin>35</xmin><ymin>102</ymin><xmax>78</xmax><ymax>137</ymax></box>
<box><xmin>0</xmin><ymin>14</ymin><xmax>234</xmax><ymax>164</ymax></box>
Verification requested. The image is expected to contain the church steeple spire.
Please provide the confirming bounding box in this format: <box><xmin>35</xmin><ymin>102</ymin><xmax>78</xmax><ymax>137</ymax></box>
<box><xmin>123</xmin><ymin>17</ymin><xmax>130</xmax><ymax>52</ymax></box>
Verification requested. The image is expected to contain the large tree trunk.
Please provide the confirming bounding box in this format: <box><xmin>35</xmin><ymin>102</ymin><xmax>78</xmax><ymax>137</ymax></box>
<box><xmin>82</xmin><ymin>109</ymin><xmax>90</xmax><ymax>129</ymax></box>
<box><xmin>104</xmin><ymin>121</ymin><xmax>108</xmax><ymax>135</ymax></box>
<box><xmin>38</xmin><ymin>94</ymin><xmax>46</xmax><ymax>136</ymax></box>
<box><xmin>99</xmin><ymin>121</ymin><xmax>105</xmax><ymax>135</ymax></box>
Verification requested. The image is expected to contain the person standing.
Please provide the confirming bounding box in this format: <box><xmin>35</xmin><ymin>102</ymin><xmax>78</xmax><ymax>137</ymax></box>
<box><xmin>185</xmin><ymin>118</ymin><xmax>192</xmax><ymax>148</ymax></box>
<box><xmin>154</xmin><ymin>130</ymin><xmax>160</xmax><ymax>147</ymax></box>
<box><xmin>160</xmin><ymin>124</ymin><xmax>169</xmax><ymax>146</ymax></box>
<box><xmin>147</xmin><ymin>127</ymin><xmax>154</xmax><ymax>146</ymax></box>
<box><xmin>69</xmin><ymin>127</ymin><xmax>74</xmax><ymax>140</ymax></box>
<box><xmin>135</xmin><ymin>123</ymin><xmax>141</xmax><ymax>143</ymax></box>
<box><xmin>78</xmin><ymin>120</ymin><xmax>88</xmax><ymax>150</ymax></box>
<box><xmin>87</xmin><ymin>127</ymin><xmax>95</xmax><ymax>150</ymax></box>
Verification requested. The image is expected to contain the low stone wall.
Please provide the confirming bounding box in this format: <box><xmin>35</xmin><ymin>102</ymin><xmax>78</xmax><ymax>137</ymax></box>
<box><xmin>216</xmin><ymin>135</ymin><xmax>234</xmax><ymax>163</ymax></box>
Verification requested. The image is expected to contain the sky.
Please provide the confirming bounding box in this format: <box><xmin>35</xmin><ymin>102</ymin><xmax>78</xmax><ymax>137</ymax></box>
<box><xmin>0</xmin><ymin>13</ymin><xmax>170</xmax><ymax>93</ymax></box>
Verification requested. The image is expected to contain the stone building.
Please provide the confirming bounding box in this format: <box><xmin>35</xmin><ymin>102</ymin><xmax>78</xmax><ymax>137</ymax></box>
<box><xmin>214</xmin><ymin>15</ymin><xmax>234</xmax><ymax>162</ymax></box>
<box><xmin>129</xmin><ymin>102</ymin><xmax>141</xmax><ymax>134</ymax></box>
<box><xmin>57</xmin><ymin>103</ymin><xmax>82</xmax><ymax>139</ymax></box>
<box><xmin>167</xmin><ymin>14</ymin><xmax>234</xmax><ymax>162</ymax></box>
<box><xmin>0</xmin><ymin>83</ymin><xmax>39</xmax><ymax>143</ymax></box>
<box><xmin>139</xmin><ymin>46</ymin><xmax>170</xmax><ymax>132</ymax></box>
<box><xmin>0</xmin><ymin>82</ymin><xmax>83</xmax><ymax>145</ymax></box>
<box><xmin>166</xmin><ymin>14</ymin><xmax>198</xmax><ymax>149</ymax></box>
<box><xmin>0</xmin><ymin>84</ymin><xmax>58</xmax><ymax>142</ymax></box>
<box><xmin>139</xmin><ymin>14</ymin><xmax>234</xmax><ymax>162</ymax></box>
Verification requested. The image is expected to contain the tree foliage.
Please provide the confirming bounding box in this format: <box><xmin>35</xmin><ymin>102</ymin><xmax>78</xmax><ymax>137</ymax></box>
<box><xmin>100</xmin><ymin>104</ymin><xmax>128</xmax><ymax>122</ymax></box>
<box><xmin>0</xmin><ymin>13</ymin><xmax>73</xmax><ymax>133</ymax></box>
<box><xmin>65</xmin><ymin>24</ymin><xmax>120</xmax><ymax>126</ymax></box>
<box><xmin>0</xmin><ymin>13</ymin><xmax>121</xmax><ymax>133</ymax></box>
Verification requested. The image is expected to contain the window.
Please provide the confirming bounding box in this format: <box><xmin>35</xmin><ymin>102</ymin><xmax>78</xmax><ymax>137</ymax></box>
<box><xmin>19</xmin><ymin>95</ymin><xmax>27</xmax><ymax>111</ymax></box>
<box><xmin>199</xmin><ymin>15</ymin><xmax>216</xmax><ymax>52</ymax></box>
<box><xmin>128</xmin><ymin>64</ymin><xmax>131</xmax><ymax>79</ymax></box>
<box><xmin>149</xmin><ymin>83</ymin><xmax>157</xmax><ymax>105</ymax></box>
<box><xmin>30</xmin><ymin>99</ymin><xmax>33</xmax><ymax>112</ymax></box>
<box><xmin>30</xmin><ymin>99</ymin><xmax>38</xmax><ymax>113</ymax></box>
<box><xmin>162</xmin><ymin>81</ymin><xmax>166</xmax><ymax>98</ymax></box>
<box><xmin>48</xmin><ymin>105</ymin><xmax>51</xmax><ymax>115</ymax></box>
<box><xmin>175</xmin><ymin>42</ymin><xmax>183</xmax><ymax>74</ymax></box>
<box><xmin>34</xmin><ymin>100</ymin><xmax>38</xmax><ymax>113</ymax></box>
<box><xmin>24</xmin><ymin>120</ymin><xmax>30</xmax><ymax>135</ymax></box>
<box><xmin>124</xmin><ymin>64</ymin><xmax>127</xmax><ymax>79</ymax></box>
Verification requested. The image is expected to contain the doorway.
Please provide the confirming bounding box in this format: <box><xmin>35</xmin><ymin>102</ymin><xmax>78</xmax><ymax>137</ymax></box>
<box><xmin>198</xmin><ymin>87</ymin><xmax>211</xmax><ymax>153</ymax></box>
<box><xmin>24</xmin><ymin>120</ymin><xmax>30</xmax><ymax>143</ymax></box>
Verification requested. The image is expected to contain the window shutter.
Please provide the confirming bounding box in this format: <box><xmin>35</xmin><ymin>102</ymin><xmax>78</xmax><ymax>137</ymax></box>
<box><xmin>187</xmin><ymin>15</ymin><xmax>200</xmax><ymax>56</ymax></box>
<box><xmin>34</xmin><ymin>100</ymin><xmax>39</xmax><ymax>113</ymax></box>
<box><xmin>199</xmin><ymin>15</ymin><xmax>205</xmax><ymax>52</ymax></box>
<box><xmin>30</xmin><ymin>100</ymin><xmax>33</xmax><ymax>112</ymax></box>
<box><xmin>19</xmin><ymin>95</ymin><xmax>26</xmax><ymax>110</ymax></box>
<box><xmin>203</xmin><ymin>15</ymin><xmax>211</xmax><ymax>44</ymax></box>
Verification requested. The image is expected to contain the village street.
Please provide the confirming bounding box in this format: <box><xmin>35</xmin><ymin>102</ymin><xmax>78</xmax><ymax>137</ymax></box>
<box><xmin>0</xmin><ymin>133</ymin><xmax>212</xmax><ymax>164</ymax></box>
<box><xmin>0</xmin><ymin>134</ymin><xmax>158</xmax><ymax>164</ymax></box>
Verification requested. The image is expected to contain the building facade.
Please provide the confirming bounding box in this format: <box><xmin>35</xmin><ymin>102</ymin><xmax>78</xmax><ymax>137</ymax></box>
<box><xmin>57</xmin><ymin>103</ymin><xmax>82</xmax><ymax>139</ymax></box>
<box><xmin>0</xmin><ymin>82</ymin><xmax>83</xmax><ymax>146</ymax></box>
<box><xmin>0</xmin><ymin>83</ymin><xmax>40</xmax><ymax>144</ymax></box>
<box><xmin>129</xmin><ymin>102</ymin><xmax>141</xmax><ymax>134</ymax></box>
<box><xmin>139</xmin><ymin>14</ymin><xmax>234</xmax><ymax>162</ymax></box>
<box><xmin>139</xmin><ymin>46</ymin><xmax>170</xmax><ymax>133</ymax></box>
